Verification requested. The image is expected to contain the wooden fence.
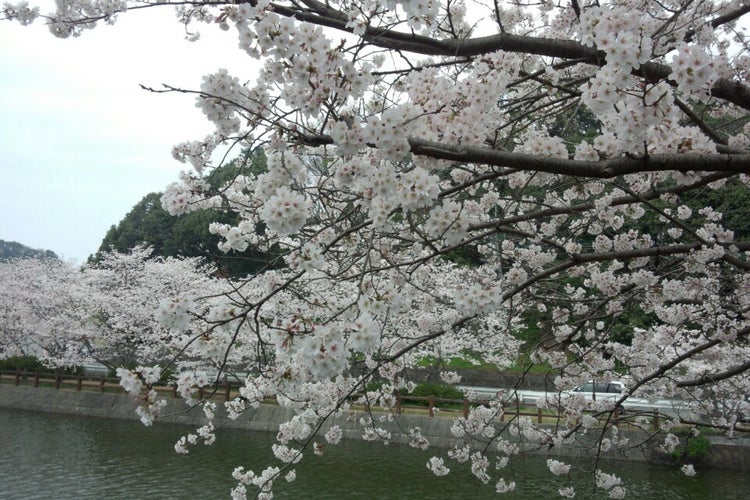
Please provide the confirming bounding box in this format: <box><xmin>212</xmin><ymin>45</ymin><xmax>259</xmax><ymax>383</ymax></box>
<box><xmin>0</xmin><ymin>369</ymin><xmax>237</xmax><ymax>402</ymax></box>
<box><xmin>1</xmin><ymin>369</ymin><xmax>664</xmax><ymax>429</ymax></box>
<box><xmin>388</xmin><ymin>393</ymin><xmax>666</xmax><ymax>430</ymax></box>
<box><xmin>394</xmin><ymin>394</ymin><xmax>571</xmax><ymax>425</ymax></box>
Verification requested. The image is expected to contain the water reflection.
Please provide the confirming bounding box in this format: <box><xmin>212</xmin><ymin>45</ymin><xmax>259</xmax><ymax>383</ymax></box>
<box><xmin>0</xmin><ymin>408</ymin><xmax>746</xmax><ymax>499</ymax></box>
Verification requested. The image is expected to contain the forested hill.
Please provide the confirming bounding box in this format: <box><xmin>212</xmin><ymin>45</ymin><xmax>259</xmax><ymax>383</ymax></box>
<box><xmin>94</xmin><ymin>151</ymin><xmax>279</xmax><ymax>276</ymax></box>
<box><xmin>0</xmin><ymin>240</ymin><xmax>58</xmax><ymax>262</ymax></box>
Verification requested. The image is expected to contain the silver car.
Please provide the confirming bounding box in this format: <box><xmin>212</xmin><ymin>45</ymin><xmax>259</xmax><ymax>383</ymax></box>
<box><xmin>567</xmin><ymin>380</ymin><xmax>626</xmax><ymax>401</ymax></box>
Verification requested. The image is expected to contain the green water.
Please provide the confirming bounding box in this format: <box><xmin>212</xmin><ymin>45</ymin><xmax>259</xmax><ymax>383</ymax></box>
<box><xmin>0</xmin><ymin>407</ymin><xmax>746</xmax><ymax>499</ymax></box>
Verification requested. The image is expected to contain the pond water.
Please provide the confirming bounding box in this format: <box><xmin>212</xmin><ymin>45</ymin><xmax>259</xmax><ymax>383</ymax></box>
<box><xmin>0</xmin><ymin>407</ymin><xmax>747</xmax><ymax>499</ymax></box>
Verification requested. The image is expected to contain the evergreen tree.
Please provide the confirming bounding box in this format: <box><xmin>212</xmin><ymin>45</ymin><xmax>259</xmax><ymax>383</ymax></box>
<box><xmin>95</xmin><ymin>150</ymin><xmax>279</xmax><ymax>276</ymax></box>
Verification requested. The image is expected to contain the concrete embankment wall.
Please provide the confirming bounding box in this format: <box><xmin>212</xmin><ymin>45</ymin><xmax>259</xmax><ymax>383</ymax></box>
<box><xmin>2</xmin><ymin>384</ymin><xmax>750</xmax><ymax>471</ymax></box>
<box><xmin>0</xmin><ymin>384</ymin><xmax>466</xmax><ymax>445</ymax></box>
<box><xmin>0</xmin><ymin>384</ymin><xmax>296</xmax><ymax>432</ymax></box>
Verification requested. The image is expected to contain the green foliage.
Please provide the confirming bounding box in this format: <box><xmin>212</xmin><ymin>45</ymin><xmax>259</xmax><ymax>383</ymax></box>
<box><xmin>513</xmin><ymin>306</ymin><xmax>549</xmax><ymax>348</ymax></box>
<box><xmin>0</xmin><ymin>355</ymin><xmax>46</xmax><ymax>372</ymax></box>
<box><xmin>684</xmin><ymin>178</ymin><xmax>750</xmax><ymax>240</ymax></box>
<box><xmin>416</xmin><ymin>352</ymin><xmax>556</xmax><ymax>374</ymax></box>
<box><xmin>548</xmin><ymin>105</ymin><xmax>602</xmax><ymax>152</ymax></box>
<box><xmin>606</xmin><ymin>306</ymin><xmax>658</xmax><ymax>346</ymax></box>
<box><xmin>0</xmin><ymin>356</ymin><xmax>79</xmax><ymax>375</ymax></box>
<box><xmin>97</xmin><ymin>192</ymin><xmax>174</xmax><ymax>256</ymax></box>
<box><xmin>94</xmin><ymin>150</ymin><xmax>282</xmax><ymax>276</ymax></box>
<box><xmin>672</xmin><ymin>434</ymin><xmax>711</xmax><ymax>464</ymax></box>
<box><xmin>365</xmin><ymin>379</ymin><xmax>384</xmax><ymax>393</ymax></box>
<box><xmin>440</xmin><ymin>245</ymin><xmax>483</xmax><ymax>267</ymax></box>
<box><xmin>209</xmin><ymin>147</ymin><xmax>269</xmax><ymax>187</ymax></box>
<box><xmin>365</xmin><ymin>380</ymin><xmax>465</xmax><ymax>408</ymax></box>
<box><xmin>399</xmin><ymin>382</ymin><xmax>465</xmax><ymax>404</ymax></box>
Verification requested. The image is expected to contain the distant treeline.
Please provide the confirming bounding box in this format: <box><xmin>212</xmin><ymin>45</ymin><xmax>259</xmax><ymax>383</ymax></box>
<box><xmin>0</xmin><ymin>240</ymin><xmax>57</xmax><ymax>262</ymax></box>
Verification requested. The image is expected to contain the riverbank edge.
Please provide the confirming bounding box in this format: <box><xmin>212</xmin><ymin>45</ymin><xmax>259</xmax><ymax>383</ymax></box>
<box><xmin>2</xmin><ymin>384</ymin><xmax>749</xmax><ymax>471</ymax></box>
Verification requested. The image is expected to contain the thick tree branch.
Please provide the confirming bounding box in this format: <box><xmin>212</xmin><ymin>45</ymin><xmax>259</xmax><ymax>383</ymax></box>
<box><xmin>677</xmin><ymin>358</ymin><xmax>750</xmax><ymax>387</ymax></box>
<box><xmin>408</xmin><ymin>138</ymin><xmax>750</xmax><ymax>176</ymax></box>
<box><xmin>297</xmin><ymin>130</ymin><xmax>750</xmax><ymax>176</ymax></box>
<box><xmin>500</xmin><ymin>242</ymin><xmax>750</xmax><ymax>300</ymax></box>
<box><xmin>265</xmin><ymin>1</ymin><xmax>750</xmax><ymax>110</ymax></box>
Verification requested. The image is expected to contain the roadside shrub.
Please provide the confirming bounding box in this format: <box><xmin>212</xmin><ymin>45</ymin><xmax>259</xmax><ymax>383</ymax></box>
<box><xmin>672</xmin><ymin>434</ymin><xmax>711</xmax><ymax>464</ymax></box>
<box><xmin>0</xmin><ymin>356</ymin><xmax>81</xmax><ymax>376</ymax></box>
<box><xmin>399</xmin><ymin>382</ymin><xmax>465</xmax><ymax>409</ymax></box>
<box><xmin>0</xmin><ymin>355</ymin><xmax>46</xmax><ymax>372</ymax></box>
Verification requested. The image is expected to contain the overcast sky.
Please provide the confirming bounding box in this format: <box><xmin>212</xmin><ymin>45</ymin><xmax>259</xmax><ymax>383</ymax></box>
<box><xmin>0</xmin><ymin>8</ymin><xmax>251</xmax><ymax>263</ymax></box>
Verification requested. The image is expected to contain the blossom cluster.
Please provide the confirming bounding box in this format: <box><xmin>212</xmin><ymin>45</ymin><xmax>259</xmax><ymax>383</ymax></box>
<box><xmin>2</xmin><ymin>1</ymin><xmax>38</xmax><ymax>24</ymax></box>
<box><xmin>670</xmin><ymin>44</ymin><xmax>719</xmax><ymax>101</ymax></box>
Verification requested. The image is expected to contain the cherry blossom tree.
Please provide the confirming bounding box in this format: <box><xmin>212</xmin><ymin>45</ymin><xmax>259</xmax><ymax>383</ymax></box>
<box><xmin>5</xmin><ymin>1</ymin><xmax>750</xmax><ymax>497</ymax></box>
<box><xmin>0</xmin><ymin>248</ymin><xmax>221</xmax><ymax>372</ymax></box>
<box><xmin>82</xmin><ymin>246</ymin><xmax>223</xmax><ymax>371</ymax></box>
<box><xmin>0</xmin><ymin>257</ymin><xmax>90</xmax><ymax>366</ymax></box>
